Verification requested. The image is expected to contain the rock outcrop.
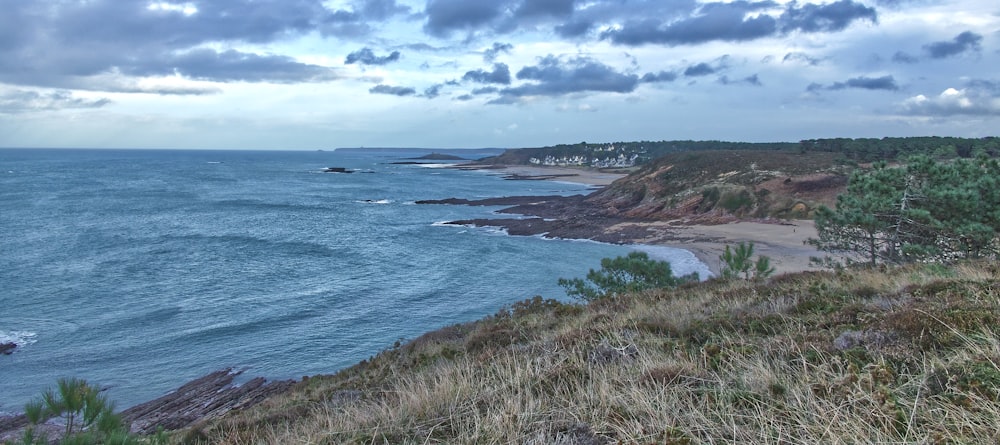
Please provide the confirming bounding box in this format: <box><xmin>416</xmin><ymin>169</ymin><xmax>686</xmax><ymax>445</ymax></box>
<box><xmin>120</xmin><ymin>369</ymin><xmax>296</xmax><ymax>434</ymax></box>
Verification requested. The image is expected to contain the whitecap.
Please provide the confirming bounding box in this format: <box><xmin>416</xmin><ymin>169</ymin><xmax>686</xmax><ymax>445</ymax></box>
<box><xmin>356</xmin><ymin>199</ymin><xmax>392</xmax><ymax>204</ymax></box>
<box><xmin>0</xmin><ymin>330</ymin><xmax>38</xmax><ymax>348</ymax></box>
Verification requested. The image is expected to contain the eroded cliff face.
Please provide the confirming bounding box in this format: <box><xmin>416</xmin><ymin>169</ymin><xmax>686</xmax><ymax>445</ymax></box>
<box><xmin>585</xmin><ymin>150</ymin><xmax>850</xmax><ymax>222</ymax></box>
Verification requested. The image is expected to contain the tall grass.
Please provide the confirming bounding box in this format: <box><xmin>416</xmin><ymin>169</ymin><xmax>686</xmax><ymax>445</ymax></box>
<box><xmin>180</xmin><ymin>262</ymin><xmax>1000</xmax><ymax>444</ymax></box>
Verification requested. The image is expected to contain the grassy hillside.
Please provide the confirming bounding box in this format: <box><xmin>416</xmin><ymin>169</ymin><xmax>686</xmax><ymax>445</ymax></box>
<box><xmin>179</xmin><ymin>261</ymin><xmax>1000</xmax><ymax>444</ymax></box>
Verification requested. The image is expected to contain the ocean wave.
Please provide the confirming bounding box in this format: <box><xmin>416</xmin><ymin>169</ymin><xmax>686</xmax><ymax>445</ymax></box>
<box><xmin>0</xmin><ymin>330</ymin><xmax>38</xmax><ymax>347</ymax></box>
<box><xmin>356</xmin><ymin>199</ymin><xmax>392</xmax><ymax>204</ymax></box>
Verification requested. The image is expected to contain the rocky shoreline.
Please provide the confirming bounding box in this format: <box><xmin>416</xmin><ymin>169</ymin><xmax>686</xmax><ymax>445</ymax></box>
<box><xmin>415</xmin><ymin>194</ymin><xmax>732</xmax><ymax>246</ymax></box>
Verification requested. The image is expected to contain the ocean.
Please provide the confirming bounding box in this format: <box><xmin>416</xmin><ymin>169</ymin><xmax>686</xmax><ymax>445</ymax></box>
<box><xmin>0</xmin><ymin>148</ymin><xmax>710</xmax><ymax>411</ymax></box>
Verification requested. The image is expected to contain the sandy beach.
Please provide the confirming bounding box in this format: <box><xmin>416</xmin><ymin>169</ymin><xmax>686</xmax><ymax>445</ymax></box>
<box><xmin>608</xmin><ymin>220</ymin><xmax>827</xmax><ymax>277</ymax></box>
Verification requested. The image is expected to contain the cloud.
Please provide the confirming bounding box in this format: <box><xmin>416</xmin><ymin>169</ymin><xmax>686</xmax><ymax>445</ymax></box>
<box><xmin>900</xmin><ymin>80</ymin><xmax>1000</xmax><ymax>116</ymax></box>
<box><xmin>515</xmin><ymin>0</ymin><xmax>575</xmax><ymax>18</ymax></box>
<box><xmin>809</xmin><ymin>75</ymin><xmax>900</xmax><ymax>91</ymax></box>
<box><xmin>319</xmin><ymin>0</ymin><xmax>413</xmax><ymax>37</ymax></box>
<box><xmin>423</xmin><ymin>84</ymin><xmax>444</xmax><ymax>98</ymax></box>
<box><xmin>489</xmin><ymin>55</ymin><xmax>640</xmax><ymax>102</ymax></box>
<box><xmin>601</xmin><ymin>0</ymin><xmax>876</xmax><ymax>46</ymax></box>
<box><xmin>472</xmin><ymin>86</ymin><xmax>500</xmax><ymax>95</ymax></box>
<box><xmin>684</xmin><ymin>63</ymin><xmax>718</xmax><ymax>77</ymax></box>
<box><xmin>423</xmin><ymin>0</ymin><xmax>506</xmax><ymax>37</ymax></box>
<box><xmin>0</xmin><ymin>89</ymin><xmax>111</xmax><ymax>114</ymax></box>
<box><xmin>719</xmin><ymin>74</ymin><xmax>762</xmax><ymax>86</ymax></box>
<box><xmin>369</xmin><ymin>84</ymin><xmax>417</xmax><ymax>96</ymax></box>
<box><xmin>125</xmin><ymin>49</ymin><xmax>339</xmax><ymax>83</ymax></box>
<box><xmin>0</xmin><ymin>0</ymin><xmax>397</xmax><ymax>91</ymax></box>
<box><xmin>554</xmin><ymin>20</ymin><xmax>594</xmax><ymax>38</ymax></box>
<box><xmin>892</xmin><ymin>51</ymin><xmax>919</xmax><ymax>64</ymax></box>
<box><xmin>601</xmin><ymin>2</ymin><xmax>778</xmax><ymax>46</ymax></box>
<box><xmin>779</xmin><ymin>0</ymin><xmax>878</xmax><ymax>33</ymax></box>
<box><xmin>923</xmin><ymin>31</ymin><xmax>983</xmax><ymax>59</ymax></box>
<box><xmin>483</xmin><ymin>42</ymin><xmax>513</xmax><ymax>62</ymax></box>
<box><xmin>783</xmin><ymin>52</ymin><xmax>822</xmax><ymax>66</ymax></box>
<box><xmin>462</xmin><ymin>63</ymin><xmax>512</xmax><ymax>84</ymax></box>
<box><xmin>345</xmin><ymin>48</ymin><xmax>402</xmax><ymax>65</ymax></box>
<box><xmin>641</xmin><ymin>71</ymin><xmax>679</xmax><ymax>83</ymax></box>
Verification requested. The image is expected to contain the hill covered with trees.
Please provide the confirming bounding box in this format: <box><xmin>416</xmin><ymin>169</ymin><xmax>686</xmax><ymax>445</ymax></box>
<box><xmin>479</xmin><ymin>137</ymin><xmax>1000</xmax><ymax>169</ymax></box>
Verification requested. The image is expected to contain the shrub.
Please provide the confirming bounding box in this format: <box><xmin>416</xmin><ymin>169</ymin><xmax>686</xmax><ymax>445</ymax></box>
<box><xmin>558</xmin><ymin>251</ymin><xmax>698</xmax><ymax>302</ymax></box>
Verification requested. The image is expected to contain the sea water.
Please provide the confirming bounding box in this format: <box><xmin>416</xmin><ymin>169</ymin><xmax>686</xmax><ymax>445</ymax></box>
<box><xmin>0</xmin><ymin>148</ymin><xmax>710</xmax><ymax>411</ymax></box>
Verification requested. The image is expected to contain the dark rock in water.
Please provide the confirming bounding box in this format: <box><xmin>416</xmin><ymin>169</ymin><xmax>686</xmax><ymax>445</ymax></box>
<box><xmin>323</xmin><ymin>167</ymin><xmax>353</xmax><ymax>173</ymax></box>
<box><xmin>119</xmin><ymin>368</ymin><xmax>296</xmax><ymax>434</ymax></box>
<box><xmin>0</xmin><ymin>342</ymin><xmax>15</xmax><ymax>355</ymax></box>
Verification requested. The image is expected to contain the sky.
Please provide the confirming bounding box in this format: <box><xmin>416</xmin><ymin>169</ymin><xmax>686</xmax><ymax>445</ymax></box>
<box><xmin>0</xmin><ymin>0</ymin><xmax>998</xmax><ymax>150</ymax></box>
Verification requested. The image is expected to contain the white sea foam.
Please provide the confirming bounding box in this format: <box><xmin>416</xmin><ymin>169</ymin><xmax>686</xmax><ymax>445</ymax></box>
<box><xmin>356</xmin><ymin>199</ymin><xmax>392</xmax><ymax>204</ymax></box>
<box><xmin>631</xmin><ymin>244</ymin><xmax>715</xmax><ymax>279</ymax></box>
<box><xmin>0</xmin><ymin>330</ymin><xmax>38</xmax><ymax>347</ymax></box>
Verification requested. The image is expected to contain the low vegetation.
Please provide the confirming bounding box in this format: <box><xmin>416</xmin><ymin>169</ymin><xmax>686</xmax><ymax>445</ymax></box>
<box><xmin>8</xmin><ymin>378</ymin><xmax>166</xmax><ymax>445</ymax></box>
<box><xmin>719</xmin><ymin>242</ymin><xmax>775</xmax><ymax>282</ymax></box>
<box><xmin>166</xmin><ymin>260</ymin><xmax>1000</xmax><ymax>444</ymax></box>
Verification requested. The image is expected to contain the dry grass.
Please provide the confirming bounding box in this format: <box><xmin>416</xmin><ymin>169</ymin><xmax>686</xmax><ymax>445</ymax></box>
<box><xmin>177</xmin><ymin>262</ymin><xmax>1000</xmax><ymax>444</ymax></box>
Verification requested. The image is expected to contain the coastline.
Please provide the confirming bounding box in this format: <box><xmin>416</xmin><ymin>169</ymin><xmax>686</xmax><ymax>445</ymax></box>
<box><xmin>443</xmin><ymin>163</ymin><xmax>827</xmax><ymax>277</ymax></box>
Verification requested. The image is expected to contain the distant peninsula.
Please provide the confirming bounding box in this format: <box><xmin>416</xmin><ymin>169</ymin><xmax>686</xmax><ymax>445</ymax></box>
<box><xmin>410</xmin><ymin>152</ymin><xmax>467</xmax><ymax>161</ymax></box>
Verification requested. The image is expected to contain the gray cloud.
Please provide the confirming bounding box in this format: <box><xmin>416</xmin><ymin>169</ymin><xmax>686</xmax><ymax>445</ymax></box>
<box><xmin>779</xmin><ymin>0</ymin><xmax>878</xmax><ymax>33</ymax></box>
<box><xmin>719</xmin><ymin>74</ymin><xmax>762</xmax><ymax>86</ymax></box>
<box><xmin>601</xmin><ymin>0</ymin><xmax>876</xmax><ymax>46</ymax></box>
<box><xmin>641</xmin><ymin>71</ymin><xmax>679</xmax><ymax>83</ymax></box>
<box><xmin>923</xmin><ymin>31</ymin><xmax>983</xmax><ymax>59</ymax></box>
<box><xmin>423</xmin><ymin>0</ymin><xmax>507</xmax><ymax>37</ymax></box>
<box><xmin>490</xmin><ymin>55</ymin><xmax>640</xmax><ymax>102</ymax></box>
<box><xmin>0</xmin><ymin>89</ymin><xmax>111</xmax><ymax>114</ymax></box>
<box><xmin>462</xmin><ymin>63</ymin><xmax>512</xmax><ymax>84</ymax></box>
<box><xmin>554</xmin><ymin>20</ymin><xmax>594</xmax><ymax>38</ymax></box>
<box><xmin>515</xmin><ymin>0</ymin><xmax>576</xmax><ymax>18</ymax></box>
<box><xmin>345</xmin><ymin>48</ymin><xmax>402</xmax><ymax>65</ymax></box>
<box><xmin>684</xmin><ymin>63</ymin><xmax>718</xmax><ymax>77</ymax></box>
<box><xmin>423</xmin><ymin>84</ymin><xmax>444</xmax><ymax>98</ymax></box>
<box><xmin>809</xmin><ymin>75</ymin><xmax>900</xmax><ymax>92</ymax></box>
<box><xmin>472</xmin><ymin>86</ymin><xmax>500</xmax><ymax>95</ymax></box>
<box><xmin>369</xmin><ymin>84</ymin><xmax>417</xmax><ymax>96</ymax></box>
<box><xmin>484</xmin><ymin>42</ymin><xmax>514</xmax><ymax>62</ymax></box>
<box><xmin>602</xmin><ymin>2</ymin><xmax>777</xmax><ymax>46</ymax></box>
<box><xmin>783</xmin><ymin>52</ymin><xmax>822</xmax><ymax>66</ymax></box>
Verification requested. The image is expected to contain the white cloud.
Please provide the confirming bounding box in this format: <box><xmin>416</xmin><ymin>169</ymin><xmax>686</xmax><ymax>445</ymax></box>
<box><xmin>900</xmin><ymin>85</ymin><xmax>1000</xmax><ymax>115</ymax></box>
